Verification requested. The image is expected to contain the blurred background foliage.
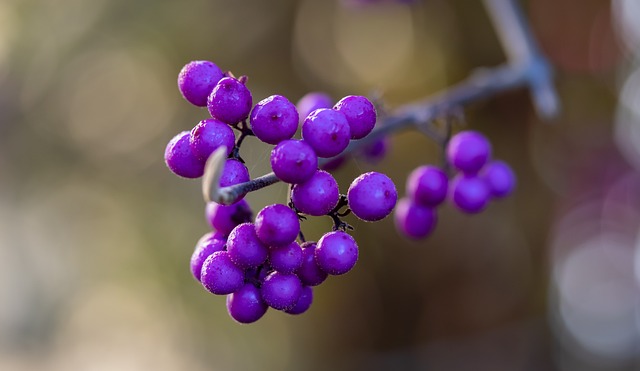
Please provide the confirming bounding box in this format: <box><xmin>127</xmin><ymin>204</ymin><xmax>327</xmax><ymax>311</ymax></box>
<box><xmin>0</xmin><ymin>0</ymin><xmax>636</xmax><ymax>370</ymax></box>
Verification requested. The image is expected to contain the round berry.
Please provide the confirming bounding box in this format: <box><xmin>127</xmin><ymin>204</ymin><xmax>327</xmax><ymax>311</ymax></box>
<box><xmin>285</xmin><ymin>286</ymin><xmax>313</xmax><ymax>315</ymax></box>
<box><xmin>481</xmin><ymin>160</ymin><xmax>516</xmax><ymax>198</ymax></box>
<box><xmin>205</xmin><ymin>199</ymin><xmax>253</xmax><ymax>235</ymax></box>
<box><xmin>291</xmin><ymin>170</ymin><xmax>340</xmax><ymax>216</ymax></box>
<box><xmin>446</xmin><ymin>131</ymin><xmax>491</xmax><ymax>174</ymax></box>
<box><xmin>178</xmin><ymin>60</ymin><xmax>224</xmax><ymax>107</ymax></box>
<box><xmin>226</xmin><ymin>283</ymin><xmax>268</xmax><ymax>324</ymax></box>
<box><xmin>249</xmin><ymin>95</ymin><xmax>299</xmax><ymax>145</ymax></box>
<box><xmin>315</xmin><ymin>231</ymin><xmax>358</xmax><ymax>275</ymax></box>
<box><xmin>207</xmin><ymin>77</ymin><xmax>253</xmax><ymax>124</ymax></box>
<box><xmin>219</xmin><ymin>158</ymin><xmax>250</xmax><ymax>188</ymax></box>
<box><xmin>190</xmin><ymin>232</ymin><xmax>226</xmax><ymax>282</ymax></box>
<box><xmin>189</xmin><ymin>118</ymin><xmax>235</xmax><ymax>160</ymax></box>
<box><xmin>254</xmin><ymin>204</ymin><xmax>300</xmax><ymax>247</ymax></box>
<box><xmin>333</xmin><ymin>95</ymin><xmax>376</xmax><ymax>140</ymax></box>
<box><xmin>296</xmin><ymin>242</ymin><xmax>328</xmax><ymax>286</ymax></box>
<box><xmin>394</xmin><ymin>198</ymin><xmax>437</xmax><ymax>239</ymax></box>
<box><xmin>227</xmin><ymin>223</ymin><xmax>268</xmax><ymax>269</ymax></box>
<box><xmin>297</xmin><ymin>92</ymin><xmax>333</xmax><ymax>122</ymax></box>
<box><xmin>406</xmin><ymin>165</ymin><xmax>448</xmax><ymax>207</ymax></box>
<box><xmin>261</xmin><ymin>272</ymin><xmax>303</xmax><ymax>310</ymax></box>
<box><xmin>201</xmin><ymin>251</ymin><xmax>244</xmax><ymax>295</ymax></box>
<box><xmin>347</xmin><ymin>172</ymin><xmax>397</xmax><ymax>222</ymax></box>
<box><xmin>269</xmin><ymin>241</ymin><xmax>303</xmax><ymax>274</ymax></box>
<box><xmin>270</xmin><ymin>139</ymin><xmax>318</xmax><ymax>184</ymax></box>
<box><xmin>450</xmin><ymin>174</ymin><xmax>490</xmax><ymax>213</ymax></box>
<box><xmin>302</xmin><ymin>108</ymin><xmax>351</xmax><ymax>158</ymax></box>
<box><xmin>164</xmin><ymin>131</ymin><xmax>205</xmax><ymax>178</ymax></box>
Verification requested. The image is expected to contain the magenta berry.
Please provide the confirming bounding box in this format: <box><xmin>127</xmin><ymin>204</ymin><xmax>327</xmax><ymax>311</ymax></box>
<box><xmin>269</xmin><ymin>241</ymin><xmax>303</xmax><ymax>274</ymax></box>
<box><xmin>189</xmin><ymin>118</ymin><xmax>235</xmax><ymax>160</ymax></box>
<box><xmin>254</xmin><ymin>204</ymin><xmax>300</xmax><ymax>247</ymax></box>
<box><xmin>481</xmin><ymin>160</ymin><xmax>516</xmax><ymax>198</ymax></box>
<box><xmin>205</xmin><ymin>199</ymin><xmax>253</xmax><ymax>235</ymax></box>
<box><xmin>201</xmin><ymin>251</ymin><xmax>244</xmax><ymax>295</ymax></box>
<box><xmin>297</xmin><ymin>92</ymin><xmax>333</xmax><ymax>122</ymax></box>
<box><xmin>285</xmin><ymin>286</ymin><xmax>313</xmax><ymax>315</ymax></box>
<box><xmin>394</xmin><ymin>198</ymin><xmax>437</xmax><ymax>239</ymax></box>
<box><xmin>450</xmin><ymin>174</ymin><xmax>490</xmax><ymax>213</ymax></box>
<box><xmin>291</xmin><ymin>170</ymin><xmax>340</xmax><ymax>216</ymax></box>
<box><xmin>302</xmin><ymin>108</ymin><xmax>351</xmax><ymax>158</ymax></box>
<box><xmin>190</xmin><ymin>232</ymin><xmax>226</xmax><ymax>282</ymax></box>
<box><xmin>333</xmin><ymin>95</ymin><xmax>377</xmax><ymax>140</ymax></box>
<box><xmin>226</xmin><ymin>283</ymin><xmax>268</xmax><ymax>324</ymax></box>
<box><xmin>446</xmin><ymin>131</ymin><xmax>491</xmax><ymax>174</ymax></box>
<box><xmin>227</xmin><ymin>223</ymin><xmax>269</xmax><ymax>269</ymax></box>
<box><xmin>296</xmin><ymin>242</ymin><xmax>328</xmax><ymax>286</ymax></box>
<box><xmin>165</xmin><ymin>131</ymin><xmax>206</xmax><ymax>178</ymax></box>
<box><xmin>270</xmin><ymin>139</ymin><xmax>318</xmax><ymax>184</ymax></box>
<box><xmin>250</xmin><ymin>95</ymin><xmax>299</xmax><ymax>145</ymax></box>
<box><xmin>207</xmin><ymin>77</ymin><xmax>253</xmax><ymax>124</ymax></box>
<box><xmin>178</xmin><ymin>60</ymin><xmax>224</xmax><ymax>107</ymax></box>
<box><xmin>406</xmin><ymin>165</ymin><xmax>448</xmax><ymax>207</ymax></box>
<box><xmin>315</xmin><ymin>231</ymin><xmax>359</xmax><ymax>275</ymax></box>
<box><xmin>347</xmin><ymin>171</ymin><xmax>398</xmax><ymax>222</ymax></box>
<box><xmin>261</xmin><ymin>271</ymin><xmax>303</xmax><ymax>310</ymax></box>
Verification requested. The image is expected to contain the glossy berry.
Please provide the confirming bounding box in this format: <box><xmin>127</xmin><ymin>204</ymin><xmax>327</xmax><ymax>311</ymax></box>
<box><xmin>227</xmin><ymin>223</ymin><xmax>269</xmax><ymax>268</ymax></box>
<box><xmin>254</xmin><ymin>204</ymin><xmax>300</xmax><ymax>247</ymax></box>
<box><xmin>270</xmin><ymin>139</ymin><xmax>318</xmax><ymax>184</ymax></box>
<box><xmin>190</xmin><ymin>232</ymin><xmax>226</xmax><ymax>282</ymax></box>
<box><xmin>226</xmin><ymin>283</ymin><xmax>268</xmax><ymax>324</ymax></box>
<box><xmin>406</xmin><ymin>165</ymin><xmax>448</xmax><ymax>207</ymax></box>
<box><xmin>249</xmin><ymin>95</ymin><xmax>299</xmax><ymax>145</ymax></box>
<box><xmin>178</xmin><ymin>60</ymin><xmax>224</xmax><ymax>107</ymax></box>
<box><xmin>201</xmin><ymin>251</ymin><xmax>244</xmax><ymax>295</ymax></box>
<box><xmin>189</xmin><ymin>118</ymin><xmax>235</xmax><ymax>160</ymax></box>
<box><xmin>315</xmin><ymin>231</ymin><xmax>358</xmax><ymax>275</ymax></box>
<box><xmin>219</xmin><ymin>159</ymin><xmax>250</xmax><ymax>188</ymax></box>
<box><xmin>291</xmin><ymin>170</ymin><xmax>340</xmax><ymax>216</ymax></box>
<box><xmin>394</xmin><ymin>198</ymin><xmax>437</xmax><ymax>239</ymax></box>
<box><xmin>481</xmin><ymin>160</ymin><xmax>516</xmax><ymax>198</ymax></box>
<box><xmin>165</xmin><ymin>131</ymin><xmax>205</xmax><ymax>178</ymax></box>
<box><xmin>269</xmin><ymin>241</ymin><xmax>303</xmax><ymax>274</ymax></box>
<box><xmin>446</xmin><ymin>131</ymin><xmax>491</xmax><ymax>174</ymax></box>
<box><xmin>333</xmin><ymin>95</ymin><xmax>376</xmax><ymax>140</ymax></box>
<box><xmin>450</xmin><ymin>174</ymin><xmax>490</xmax><ymax>213</ymax></box>
<box><xmin>302</xmin><ymin>108</ymin><xmax>351</xmax><ymax>158</ymax></box>
<box><xmin>296</xmin><ymin>242</ymin><xmax>328</xmax><ymax>286</ymax></box>
<box><xmin>261</xmin><ymin>272</ymin><xmax>303</xmax><ymax>310</ymax></box>
<box><xmin>297</xmin><ymin>92</ymin><xmax>333</xmax><ymax>122</ymax></box>
<box><xmin>207</xmin><ymin>77</ymin><xmax>253</xmax><ymax>124</ymax></box>
<box><xmin>205</xmin><ymin>199</ymin><xmax>253</xmax><ymax>235</ymax></box>
<box><xmin>347</xmin><ymin>171</ymin><xmax>398</xmax><ymax>221</ymax></box>
<box><xmin>285</xmin><ymin>286</ymin><xmax>313</xmax><ymax>315</ymax></box>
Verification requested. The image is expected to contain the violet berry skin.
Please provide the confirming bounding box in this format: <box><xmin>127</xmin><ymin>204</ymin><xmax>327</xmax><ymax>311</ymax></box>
<box><xmin>205</xmin><ymin>199</ymin><xmax>253</xmax><ymax>235</ymax></box>
<box><xmin>219</xmin><ymin>159</ymin><xmax>250</xmax><ymax>188</ymax></box>
<box><xmin>269</xmin><ymin>241</ymin><xmax>303</xmax><ymax>274</ymax></box>
<box><xmin>261</xmin><ymin>271</ymin><xmax>303</xmax><ymax>310</ymax></box>
<box><xmin>254</xmin><ymin>204</ymin><xmax>300</xmax><ymax>247</ymax></box>
<box><xmin>297</xmin><ymin>92</ymin><xmax>333</xmax><ymax>122</ymax></box>
<box><xmin>450</xmin><ymin>174</ymin><xmax>490</xmax><ymax>214</ymax></box>
<box><xmin>189</xmin><ymin>118</ymin><xmax>235</xmax><ymax>160</ymax></box>
<box><xmin>446</xmin><ymin>130</ymin><xmax>492</xmax><ymax>175</ymax></box>
<box><xmin>165</xmin><ymin>131</ymin><xmax>206</xmax><ymax>178</ymax></box>
<box><xmin>347</xmin><ymin>172</ymin><xmax>398</xmax><ymax>222</ymax></box>
<box><xmin>207</xmin><ymin>77</ymin><xmax>253</xmax><ymax>124</ymax></box>
<box><xmin>394</xmin><ymin>198</ymin><xmax>437</xmax><ymax>239</ymax></box>
<box><xmin>226</xmin><ymin>283</ymin><xmax>268</xmax><ymax>324</ymax></box>
<box><xmin>481</xmin><ymin>160</ymin><xmax>516</xmax><ymax>198</ymax></box>
<box><xmin>296</xmin><ymin>242</ymin><xmax>328</xmax><ymax>286</ymax></box>
<box><xmin>315</xmin><ymin>231</ymin><xmax>359</xmax><ymax>275</ymax></box>
<box><xmin>302</xmin><ymin>108</ymin><xmax>351</xmax><ymax>158</ymax></box>
<box><xmin>226</xmin><ymin>223</ymin><xmax>269</xmax><ymax>269</ymax></box>
<box><xmin>249</xmin><ymin>95</ymin><xmax>299</xmax><ymax>145</ymax></box>
<box><xmin>200</xmin><ymin>251</ymin><xmax>244</xmax><ymax>295</ymax></box>
<box><xmin>333</xmin><ymin>95</ymin><xmax>377</xmax><ymax>140</ymax></box>
<box><xmin>190</xmin><ymin>232</ymin><xmax>226</xmax><ymax>282</ymax></box>
<box><xmin>291</xmin><ymin>170</ymin><xmax>340</xmax><ymax>216</ymax></box>
<box><xmin>178</xmin><ymin>60</ymin><xmax>224</xmax><ymax>107</ymax></box>
<box><xmin>270</xmin><ymin>139</ymin><xmax>318</xmax><ymax>184</ymax></box>
<box><xmin>406</xmin><ymin>165</ymin><xmax>448</xmax><ymax>207</ymax></box>
<box><xmin>285</xmin><ymin>286</ymin><xmax>313</xmax><ymax>315</ymax></box>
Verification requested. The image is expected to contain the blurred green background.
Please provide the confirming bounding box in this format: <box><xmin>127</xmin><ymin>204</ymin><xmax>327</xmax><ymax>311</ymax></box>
<box><xmin>1</xmin><ymin>0</ymin><xmax>637</xmax><ymax>370</ymax></box>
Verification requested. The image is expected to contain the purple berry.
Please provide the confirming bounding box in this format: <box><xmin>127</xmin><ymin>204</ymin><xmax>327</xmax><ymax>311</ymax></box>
<box><xmin>360</xmin><ymin>137</ymin><xmax>388</xmax><ymax>163</ymax></box>
<box><xmin>249</xmin><ymin>95</ymin><xmax>299</xmax><ymax>145</ymax></box>
<box><xmin>406</xmin><ymin>165</ymin><xmax>448</xmax><ymax>207</ymax></box>
<box><xmin>226</xmin><ymin>283</ymin><xmax>268</xmax><ymax>324</ymax></box>
<box><xmin>164</xmin><ymin>131</ymin><xmax>206</xmax><ymax>178</ymax></box>
<box><xmin>302</xmin><ymin>108</ymin><xmax>351</xmax><ymax>158</ymax></box>
<box><xmin>394</xmin><ymin>198</ymin><xmax>437</xmax><ymax>239</ymax></box>
<box><xmin>207</xmin><ymin>77</ymin><xmax>253</xmax><ymax>124</ymax></box>
<box><xmin>347</xmin><ymin>171</ymin><xmax>397</xmax><ymax>222</ymax></box>
<box><xmin>254</xmin><ymin>204</ymin><xmax>300</xmax><ymax>247</ymax></box>
<box><xmin>297</xmin><ymin>92</ymin><xmax>333</xmax><ymax>122</ymax></box>
<box><xmin>270</xmin><ymin>139</ymin><xmax>318</xmax><ymax>184</ymax></box>
<box><xmin>481</xmin><ymin>160</ymin><xmax>516</xmax><ymax>198</ymax></box>
<box><xmin>333</xmin><ymin>95</ymin><xmax>376</xmax><ymax>140</ymax></box>
<box><xmin>219</xmin><ymin>158</ymin><xmax>250</xmax><ymax>188</ymax></box>
<box><xmin>261</xmin><ymin>271</ymin><xmax>303</xmax><ymax>310</ymax></box>
<box><xmin>205</xmin><ymin>199</ymin><xmax>253</xmax><ymax>235</ymax></box>
<box><xmin>227</xmin><ymin>223</ymin><xmax>269</xmax><ymax>268</ymax></box>
<box><xmin>285</xmin><ymin>286</ymin><xmax>313</xmax><ymax>315</ymax></box>
<box><xmin>291</xmin><ymin>170</ymin><xmax>340</xmax><ymax>216</ymax></box>
<box><xmin>296</xmin><ymin>242</ymin><xmax>328</xmax><ymax>286</ymax></box>
<box><xmin>190</xmin><ymin>232</ymin><xmax>226</xmax><ymax>282</ymax></box>
<box><xmin>201</xmin><ymin>251</ymin><xmax>244</xmax><ymax>295</ymax></box>
<box><xmin>450</xmin><ymin>174</ymin><xmax>490</xmax><ymax>213</ymax></box>
<box><xmin>315</xmin><ymin>231</ymin><xmax>358</xmax><ymax>275</ymax></box>
<box><xmin>189</xmin><ymin>118</ymin><xmax>235</xmax><ymax>160</ymax></box>
<box><xmin>178</xmin><ymin>60</ymin><xmax>224</xmax><ymax>107</ymax></box>
<box><xmin>446</xmin><ymin>131</ymin><xmax>492</xmax><ymax>174</ymax></box>
<box><xmin>269</xmin><ymin>241</ymin><xmax>303</xmax><ymax>274</ymax></box>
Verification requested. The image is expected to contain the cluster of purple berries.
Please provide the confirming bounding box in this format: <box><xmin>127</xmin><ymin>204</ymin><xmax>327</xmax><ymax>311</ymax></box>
<box><xmin>395</xmin><ymin>130</ymin><xmax>516</xmax><ymax>239</ymax></box>
<box><xmin>165</xmin><ymin>60</ymin><xmax>398</xmax><ymax>323</ymax></box>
